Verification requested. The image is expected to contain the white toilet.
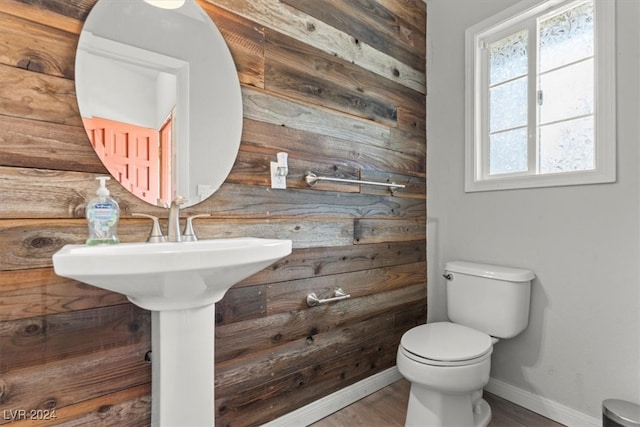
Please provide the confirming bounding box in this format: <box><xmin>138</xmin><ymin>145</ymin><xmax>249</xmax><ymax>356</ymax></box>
<box><xmin>397</xmin><ymin>260</ymin><xmax>535</xmax><ymax>427</ymax></box>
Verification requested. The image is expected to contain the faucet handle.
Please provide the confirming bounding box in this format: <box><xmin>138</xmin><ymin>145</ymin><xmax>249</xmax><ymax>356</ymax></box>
<box><xmin>132</xmin><ymin>213</ymin><xmax>166</xmax><ymax>243</ymax></box>
<box><xmin>182</xmin><ymin>214</ymin><xmax>210</xmax><ymax>242</ymax></box>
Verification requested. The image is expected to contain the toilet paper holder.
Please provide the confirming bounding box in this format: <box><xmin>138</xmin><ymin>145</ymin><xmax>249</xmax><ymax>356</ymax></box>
<box><xmin>306</xmin><ymin>288</ymin><xmax>351</xmax><ymax>307</ymax></box>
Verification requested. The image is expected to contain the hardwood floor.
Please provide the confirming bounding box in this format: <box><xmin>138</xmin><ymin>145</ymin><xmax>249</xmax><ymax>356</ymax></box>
<box><xmin>310</xmin><ymin>379</ymin><xmax>565</xmax><ymax>427</ymax></box>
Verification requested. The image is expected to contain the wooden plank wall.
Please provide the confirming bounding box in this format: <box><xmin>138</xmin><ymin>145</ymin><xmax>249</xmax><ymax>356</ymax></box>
<box><xmin>0</xmin><ymin>0</ymin><xmax>426</xmax><ymax>425</ymax></box>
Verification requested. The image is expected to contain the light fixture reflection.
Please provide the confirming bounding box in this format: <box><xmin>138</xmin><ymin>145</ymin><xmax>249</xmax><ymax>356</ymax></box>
<box><xmin>143</xmin><ymin>0</ymin><xmax>186</xmax><ymax>9</ymax></box>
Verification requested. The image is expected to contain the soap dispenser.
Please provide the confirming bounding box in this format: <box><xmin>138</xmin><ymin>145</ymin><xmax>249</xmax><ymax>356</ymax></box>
<box><xmin>86</xmin><ymin>176</ymin><xmax>120</xmax><ymax>245</ymax></box>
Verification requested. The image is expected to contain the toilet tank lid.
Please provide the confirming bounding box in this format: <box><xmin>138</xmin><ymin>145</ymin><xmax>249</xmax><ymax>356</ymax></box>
<box><xmin>445</xmin><ymin>260</ymin><xmax>535</xmax><ymax>282</ymax></box>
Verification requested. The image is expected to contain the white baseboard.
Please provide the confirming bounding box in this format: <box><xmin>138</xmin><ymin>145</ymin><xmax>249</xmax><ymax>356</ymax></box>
<box><xmin>261</xmin><ymin>369</ymin><xmax>600</xmax><ymax>427</ymax></box>
<box><xmin>262</xmin><ymin>367</ymin><xmax>403</xmax><ymax>427</ymax></box>
<box><xmin>485</xmin><ymin>377</ymin><xmax>600</xmax><ymax>427</ymax></box>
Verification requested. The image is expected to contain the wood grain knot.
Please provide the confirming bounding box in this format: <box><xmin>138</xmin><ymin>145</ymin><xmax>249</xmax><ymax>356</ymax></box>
<box><xmin>215</xmin><ymin>312</ymin><xmax>224</xmax><ymax>324</ymax></box>
<box><xmin>0</xmin><ymin>379</ymin><xmax>7</xmax><ymax>403</ymax></box>
<box><xmin>293</xmin><ymin>373</ymin><xmax>305</xmax><ymax>388</ymax></box>
<box><xmin>72</xmin><ymin>199</ymin><xmax>87</xmax><ymax>217</ymax></box>
<box><xmin>23</xmin><ymin>321</ymin><xmax>45</xmax><ymax>336</ymax></box>
<box><xmin>42</xmin><ymin>398</ymin><xmax>57</xmax><ymax>409</ymax></box>
<box><xmin>271</xmin><ymin>333</ymin><xmax>282</xmax><ymax>343</ymax></box>
<box><xmin>29</xmin><ymin>237</ymin><xmax>56</xmax><ymax>249</ymax></box>
<box><xmin>17</xmin><ymin>57</ymin><xmax>45</xmax><ymax>73</ymax></box>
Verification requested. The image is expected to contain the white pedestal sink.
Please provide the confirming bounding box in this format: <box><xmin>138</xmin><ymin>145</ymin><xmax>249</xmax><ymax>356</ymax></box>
<box><xmin>53</xmin><ymin>237</ymin><xmax>292</xmax><ymax>426</ymax></box>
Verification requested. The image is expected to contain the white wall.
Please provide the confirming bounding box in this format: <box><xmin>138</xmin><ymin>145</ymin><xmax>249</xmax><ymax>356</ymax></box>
<box><xmin>82</xmin><ymin>55</ymin><xmax>159</xmax><ymax>129</ymax></box>
<box><xmin>427</xmin><ymin>0</ymin><xmax>640</xmax><ymax>420</ymax></box>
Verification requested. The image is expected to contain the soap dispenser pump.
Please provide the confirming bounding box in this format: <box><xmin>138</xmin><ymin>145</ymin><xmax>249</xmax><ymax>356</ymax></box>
<box><xmin>86</xmin><ymin>176</ymin><xmax>120</xmax><ymax>245</ymax></box>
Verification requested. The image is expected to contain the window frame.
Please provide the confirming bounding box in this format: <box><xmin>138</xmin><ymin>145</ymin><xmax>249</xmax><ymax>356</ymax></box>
<box><xmin>464</xmin><ymin>0</ymin><xmax>616</xmax><ymax>192</ymax></box>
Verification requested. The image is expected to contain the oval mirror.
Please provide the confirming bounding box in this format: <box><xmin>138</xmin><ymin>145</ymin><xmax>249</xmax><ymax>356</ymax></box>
<box><xmin>75</xmin><ymin>0</ymin><xmax>243</xmax><ymax>208</ymax></box>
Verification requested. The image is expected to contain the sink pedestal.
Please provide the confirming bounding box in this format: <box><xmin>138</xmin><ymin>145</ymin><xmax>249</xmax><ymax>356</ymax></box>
<box><xmin>52</xmin><ymin>238</ymin><xmax>292</xmax><ymax>427</ymax></box>
<box><xmin>151</xmin><ymin>305</ymin><xmax>215</xmax><ymax>426</ymax></box>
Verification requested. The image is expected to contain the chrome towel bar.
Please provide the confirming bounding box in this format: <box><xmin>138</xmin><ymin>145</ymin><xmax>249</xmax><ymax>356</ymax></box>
<box><xmin>306</xmin><ymin>288</ymin><xmax>351</xmax><ymax>307</ymax></box>
<box><xmin>305</xmin><ymin>172</ymin><xmax>405</xmax><ymax>192</ymax></box>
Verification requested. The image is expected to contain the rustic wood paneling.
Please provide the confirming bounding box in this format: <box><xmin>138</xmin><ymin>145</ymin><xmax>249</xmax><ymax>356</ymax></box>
<box><xmin>215</xmin><ymin>284</ymin><xmax>426</xmax><ymax>362</ymax></box>
<box><xmin>215</xmin><ymin>317</ymin><xmax>403</xmax><ymax>426</ymax></box>
<box><xmin>354</xmin><ymin>218</ymin><xmax>427</xmax><ymax>244</ymax></box>
<box><xmin>0</xmin><ymin>64</ymin><xmax>80</xmax><ymax>126</ymax></box>
<box><xmin>0</xmin><ymin>341</ymin><xmax>151</xmax><ymax>424</ymax></box>
<box><xmin>280</xmin><ymin>0</ymin><xmax>426</xmax><ymax>73</ymax></box>
<box><xmin>265</xmin><ymin>27</ymin><xmax>415</xmax><ymax>127</ymax></box>
<box><xmin>0</xmin><ymin>304</ymin><xmax>150</xmax><ymax>373</ymax></box>
<box><xmin>0</xmin><ymin>167</ymin><xmax>426</xmax><ymax>220</ymax></box>
<box><xmin>0</xmin><ymin>12</ymin><xmax>78</xmax><ymax>79</ymax></box>
<box><xmin>0</xmin><ymin>115</ymin><xmax>106</xmax><ymax>173</ymax></box>
<box><xmin>0</xmin><ymin>0</ymin><xmax>426</xmax><ymax>425</ymax></box>
<box><xmin>215</xmin><ymin>312</ymin><xmax>399</xmax><ymax>394</ymax></box>
<box><xmin>6</xmin><ymin>384</ymin><xmax>151</xmax><ymax>427</ymax></box>
<box><xmin>0</xmin><ymin>268</ymin><xmax>127</xmax><ymax>321</ymax></box>
<box><xmin>207</xmin><ymin>0</ymin><xmax>426</xmax><ymax>93</ymax></box>
<box><xmin>265</xmin><ymin>262</ymin><xmax>426</xmax><ymax>314</ymax></box>
<box><xmin>243</xmin><ymin>86</ymin><xmax>392</xmax><ymax>148</ymax></box>
<box><xmin>0</xmin><ymin>0</ymin><xmax>87</xmax><ymax>34</ymax></box>
<box><xmin>237</xmin><ymin>241</ymin><xmax>427</xmax><ymax>287</ymax></box>
<box><xmin>240</xmin><ymin>118</ymin><xmax>426</xmax><ymax>178</ymax></box>
<box><xmin>198</xmin><ymin>2</ymin><xmax>266</xmax><ymax>89</ymax></box>
<box><xmin>14</xmin><ymin>384</ymin><xmax>152</xmax><ymax>427</ymax></box>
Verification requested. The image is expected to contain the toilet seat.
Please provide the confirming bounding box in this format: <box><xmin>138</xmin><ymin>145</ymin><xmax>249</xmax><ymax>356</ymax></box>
<box><xmin>400</xmin><ymin>322</ymin><xmax>493</xmax><ymax>367</ymax></box>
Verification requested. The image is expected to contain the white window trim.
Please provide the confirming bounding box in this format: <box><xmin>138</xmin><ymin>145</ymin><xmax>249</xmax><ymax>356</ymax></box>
<box><xmin>464</xmin><ymin>0</ymin><xmax>616</xmax><ymax>192</ymax></box>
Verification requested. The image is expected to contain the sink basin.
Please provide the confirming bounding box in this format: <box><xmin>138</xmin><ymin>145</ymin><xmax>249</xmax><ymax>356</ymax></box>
<box><xmin>53</xmin><ymin>237</ymin><xmax>292</xmax><ymax>310</ymax></box>
<box><xmin>53</xmin><ymin>237</ymin><xmax>291</xmax><ymax>426</ymax></box>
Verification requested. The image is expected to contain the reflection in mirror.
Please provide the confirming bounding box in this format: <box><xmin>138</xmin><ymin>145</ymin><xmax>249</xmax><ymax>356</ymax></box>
<box><xmin>76</xmin><ymin>0</ymin><xmax>243</xmax><ymax>208</ymax></box>
<box><xmin>144</xmin><ymin>0</ymin><xmax>186</xmax><ymax>9</ymax></box>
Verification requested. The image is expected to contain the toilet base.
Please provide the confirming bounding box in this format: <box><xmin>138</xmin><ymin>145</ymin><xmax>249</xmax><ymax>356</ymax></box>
<box><xmin>404</xmin><ymin>385</ymin><xmax>491</xmax><ymax>427</ymax></box>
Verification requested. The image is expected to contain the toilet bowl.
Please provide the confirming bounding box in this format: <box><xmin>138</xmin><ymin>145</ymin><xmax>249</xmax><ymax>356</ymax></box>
<box><xmin>396</xmin><ymin>261</ymin><xmax>535</xmax><ymax>427</ymax></box>
<box><xmin>397</xmin><ymin>322</ymin><xmax>494</xmax><ymax>427</ymax></box>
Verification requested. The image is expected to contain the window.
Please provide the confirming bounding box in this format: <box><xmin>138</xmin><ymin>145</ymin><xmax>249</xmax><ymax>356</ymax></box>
<box><xmin>465</xmin><ymin>0</ymin><xmax>615</xmax><ymax>192</ymax></box>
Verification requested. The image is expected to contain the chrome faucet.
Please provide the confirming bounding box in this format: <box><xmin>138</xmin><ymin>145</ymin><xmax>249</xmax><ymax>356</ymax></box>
<box><xmin>135</xmin><ymin>196</ymin><xmax>210</xmax><ymax>242</ymax></box>
<box><xmin>167</xmin><ymin>196</ymin><xmax>186</xmax><ymax>242</ymax></box>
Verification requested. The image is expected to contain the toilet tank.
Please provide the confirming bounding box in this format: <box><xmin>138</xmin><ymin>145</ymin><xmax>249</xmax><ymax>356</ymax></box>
<box><xmin>445</xmin><ymin>261</ymin><xmax>534</xmax><ymax>339</ymax></box>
